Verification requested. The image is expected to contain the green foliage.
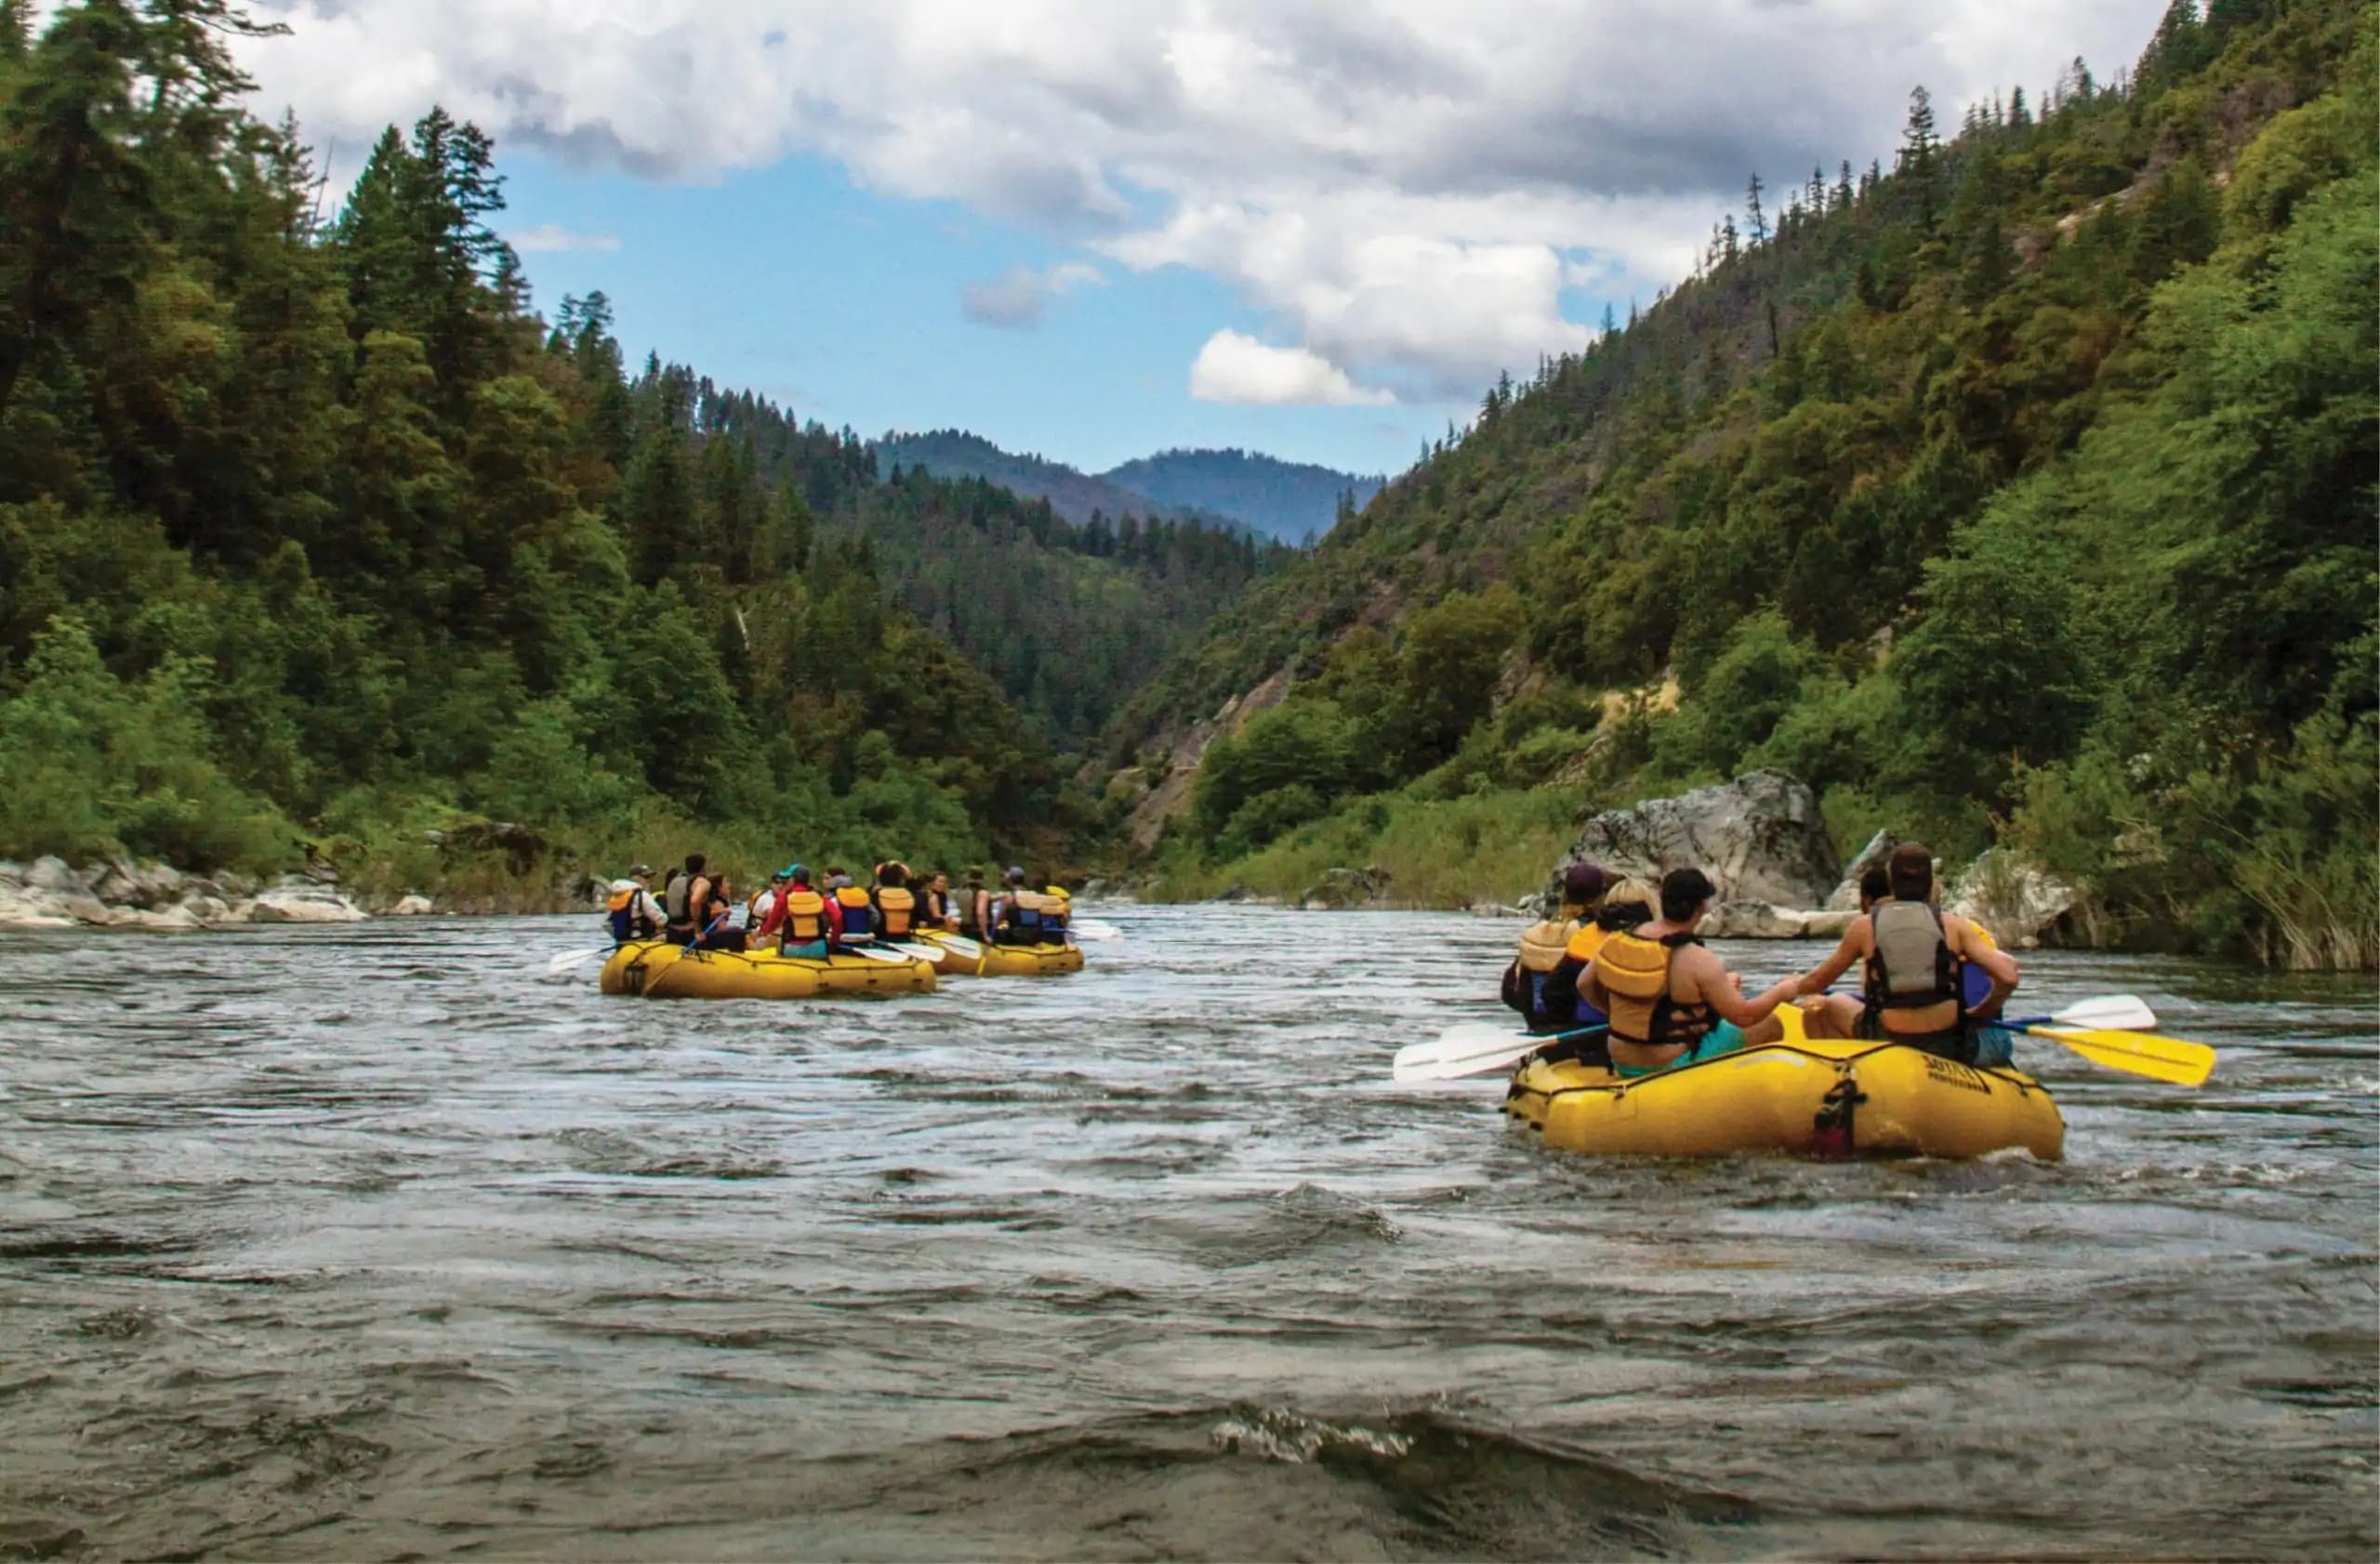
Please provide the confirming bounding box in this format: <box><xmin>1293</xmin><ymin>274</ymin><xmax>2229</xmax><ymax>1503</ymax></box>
<box><xmin>0</xmin><ymin>7</ymin><xmax>1083</xmax><ymax>891</ymax></box>
<box><xmin>1144</xmin><ymin>0</ymin><xmax>2375</xmax><ymax>963</ymax></box>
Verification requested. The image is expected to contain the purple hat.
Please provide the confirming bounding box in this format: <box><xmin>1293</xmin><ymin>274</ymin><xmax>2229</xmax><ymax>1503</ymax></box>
<box><xmin>1561</xmin><ymin>861</ymin><xmax>1608</xmax><ymax>901</ymax></box>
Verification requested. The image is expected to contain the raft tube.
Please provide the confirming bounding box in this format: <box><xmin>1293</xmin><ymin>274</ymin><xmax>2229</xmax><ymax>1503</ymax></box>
<box><xmin>921</xmin><ymin>931</ymin><xmax>1083</xmax><ymax>978</ymax></box>
<box><xmin>600</xmin><ymin>940</ymin><xmax>937</xmax><ymax>1000</ymax></box>
<box><xmin>1503</xmin><ymin>1006</ymin><xmax>2063</xmax><ymax>1160</ymax></box>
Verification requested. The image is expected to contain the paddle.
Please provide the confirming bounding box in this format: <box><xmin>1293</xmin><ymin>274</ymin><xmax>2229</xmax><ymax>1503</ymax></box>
<box><xmin>546</xmin><ymin>945</ymin><xmax>614</xmax><ymax>977</ymax></box>
<box><xmin>879</xmin><ymin>940</ymin><xmax>951</xmax><ymax>964</ymax></box>
<box><xmin>2020</xmin><ymin>1025</ymin><xmax>2214</xmax><ymax>1087</ymax></box>
<box><xmin>1068</xmin><ymin>918</ymin><xmax>1122</xmax><ymax>942</ymax></box>
<box><xmin>1393</xmin><ymin>1022</ymin><xmax>1607</xmax><ymax>1085</ymax></box>
<box><xmin>1391</xmin><ymin>993</ymin><xmax>2162</xmax><ymax>1086</ymax></box>
<box><xmin>931</xmin><ymin>932</ymin><xmax>984</xmax><ymax>960</ymax></box>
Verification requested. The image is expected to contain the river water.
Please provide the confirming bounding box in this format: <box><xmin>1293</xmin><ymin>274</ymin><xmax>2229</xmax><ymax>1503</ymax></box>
<box><xmin>2</xmin><ymin>907</ymin><xmax>2373</xmax><ymax>1561</ymax></box>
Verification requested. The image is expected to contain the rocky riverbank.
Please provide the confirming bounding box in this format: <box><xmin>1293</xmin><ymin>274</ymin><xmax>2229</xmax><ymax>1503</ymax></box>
<box><xmin>0</xmin><ymin>856</ymin><xmax>429</xmax><ymax>931</ymax></box>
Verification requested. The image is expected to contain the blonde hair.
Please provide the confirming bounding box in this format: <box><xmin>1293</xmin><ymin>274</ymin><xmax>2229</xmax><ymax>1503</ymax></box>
<box><xmin>1595</xmin><ymin>877</ymin><xmax>1659</xmax><ymax>930</ymax></box>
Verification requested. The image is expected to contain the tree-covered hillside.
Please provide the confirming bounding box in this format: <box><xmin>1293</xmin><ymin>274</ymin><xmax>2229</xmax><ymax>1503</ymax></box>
<box><xmin>873</xmin><ymin>429</ymin><xmax>1191</xmax><ymax>533</ymax></box>
<box><xmin>0</xmin><ymin>1</ymin><xmax>1089</xmax><ymax>892</ymax></box>
<box><xmin>1116</xmin><ymin>0</ymin><xmax>2375</xmax><ymax>969</ymax></box>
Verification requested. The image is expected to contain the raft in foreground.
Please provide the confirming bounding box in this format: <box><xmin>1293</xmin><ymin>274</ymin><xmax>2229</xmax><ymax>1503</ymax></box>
<box><xmin>600</xmin><ymin>940</ymin><xmax>937</xmax><ymax>1000</ymax></box>
<box><xmin>1504</xmin><ymin>1010</ymin><xmax>2063</xmax><ymax>1160</ymax></box>
<box><xmin>921</xmin><ymin>932</ymin><xmax>1083</xmax><ymax>977</ymax></box>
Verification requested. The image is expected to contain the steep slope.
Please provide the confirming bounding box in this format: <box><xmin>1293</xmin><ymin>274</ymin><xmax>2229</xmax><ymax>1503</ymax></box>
<box><xmin>1100</xmin><ymin>449</ymin><xmax>1386</xmax><ymax>543</ymax></box>
<box><xmin>1110</xmin><ymin>0</ymin><xmax>2375</xmax><ymax>967</ymax></box>
<box><xmin>0</xmin><ymin>12</ymin><xmax>1080</xmax><ymax>891</ymax></box>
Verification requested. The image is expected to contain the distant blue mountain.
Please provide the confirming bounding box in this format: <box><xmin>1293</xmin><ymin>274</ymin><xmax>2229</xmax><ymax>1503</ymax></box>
<box><xmin>872</xmin><ymin>431</ymin><xmax>1382</xmax><ymax>543</ymax></box>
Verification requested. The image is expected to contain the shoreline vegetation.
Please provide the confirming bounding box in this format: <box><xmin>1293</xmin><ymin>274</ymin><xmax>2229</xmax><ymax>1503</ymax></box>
<box><xmin>1099</xmin><ymin>1</ymin><xmax>2376</xmax><ymax>972</ymax></box>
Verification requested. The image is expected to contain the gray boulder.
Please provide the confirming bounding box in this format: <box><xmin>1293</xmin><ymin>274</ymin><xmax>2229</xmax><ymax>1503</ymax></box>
<box><xmin>1823</xmin><ymin>830</ymin><xmax>1897</xmax><ymax>911</ymax></box>
<box><xmin>92</xmin><ymin>858</ymin><xmax>185</xmax><ymax>909</ymax></box>
<box><xmin>1699</xmin><ymin>900</ymin><xmax>1812</xmax><ymax>939</ymax></box>
<box><xmin>26</xmin><ymin>856</ymin><xmax>76</xmax><ymax>894</ymax></box>
<box><xmin>1949</xmin><ymin>849</ymin><xmax>2084</xmax><ymax>949</ymax></box>
<box><xmin>386</xmin><ymin>894</ymin><xmax>436</xmax><ymax>917</ymax></box>
<box><xmin>0</xmin><ymin>886</ymin><xmax>76</xmax><ymax>928</ymax></box>
<box><xmin>248</xmin><ymin>886</ymin><xmax>369</xmax><ymax>923</ymax></box>
<box><xmin>1551</xmin><ymin>770</ymin><xmax>1841</xmax><ymax>912</ymax></box>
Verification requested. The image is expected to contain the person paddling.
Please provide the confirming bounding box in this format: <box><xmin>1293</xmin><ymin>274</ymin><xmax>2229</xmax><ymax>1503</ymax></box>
<box><xmin>1579</xmin><ymin>867</ymin><xmax>1797</xmax><ymax>1078</ymax></box>
<box><xmin>1791</xmin><ymin>843</ymin><xmax>2020</xmax><ymax>1064</ymax></box>
<box><xmin>1503</xmin><ymin>861</ymin><xmax>1607</xmax><ymax>1036</ymax></box>
<box><xmin>606</xmin><ymin>865</ymin><xmax>664</xmax><ymax>943</ymax></box>
<box><xmin>663</xmin><ymin>854</ymin><xmax>708</xmax><ymax>942</ymax></box>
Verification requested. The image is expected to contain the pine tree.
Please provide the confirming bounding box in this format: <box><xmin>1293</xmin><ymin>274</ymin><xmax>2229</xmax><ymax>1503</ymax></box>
<box><xmin>1744</xmin><ymin>172</ymin><xmax>1768</xmax><ymax>245</ymax></box>
<box><xmin>1897</xmin><ymin>86</ymin><xmax>1943</xmax><ymax>230</ymax></box>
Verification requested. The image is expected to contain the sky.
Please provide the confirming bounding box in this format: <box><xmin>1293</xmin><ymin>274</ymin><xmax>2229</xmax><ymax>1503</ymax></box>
<box><xmin>231</xmin><ymin>0</ymin><xmax>2169</xmax><ymax>477</ymax></box>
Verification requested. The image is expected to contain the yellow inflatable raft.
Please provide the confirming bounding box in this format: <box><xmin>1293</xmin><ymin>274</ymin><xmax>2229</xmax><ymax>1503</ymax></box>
<box><xmin>1504</xmin><ymin>1007</ymin><xmax>2063</xmax><ymax>1160</ymax></box>
<box><xmin>921</xmin><ymin>932</ymin><xmax>1083</xmax><ymax>978</ymax></box>
<box><xmin>600</xmin><ymin>940</ymin><xmax>937</xmax><ymax>1000</ymax></box>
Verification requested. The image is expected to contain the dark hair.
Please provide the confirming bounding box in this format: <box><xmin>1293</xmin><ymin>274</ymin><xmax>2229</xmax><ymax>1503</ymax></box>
<box><xmin>684</xmin><ymin>853</ymin><xmax>706</xmax><ymax>873</ymax></box>
<box><xmin>1659</xmin><ymin>867</ymin><xmax>1716</xmax><ymax>922</ymax></box>
<box><xmin>789</xmin><ymin>868</ymin><xmax>812</xmax><ymax>886</ymax></box>
<box><xmin>1859</xmin><ymin>866</ymin><xmax>1891</xmax><ymax>906</ymax></box>
<box><xmin>880</xmin><ymin>863</ymin><xmax>908</xmax><ymax>886</ymax></box>
<box><xmin>1888</xmin><ymin>842</ymin><xmax>1934</xmax><ymax>903</ymax></box>
<box><xmin>1560</xmin><ymin>860</ymin><xmax>1607</xmax><ymax>905</ymax></box>
<box><xmin>1597</xmin><ymin>897</ymin><xmax>1652</xmax><ymax>932</ymax></box>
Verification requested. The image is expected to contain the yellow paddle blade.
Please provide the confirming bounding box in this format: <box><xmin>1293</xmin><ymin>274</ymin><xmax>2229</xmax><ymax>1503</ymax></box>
<box><xmin>2027</xmin><ymin>1026</ymin><xmax>2215</xmax><ymax>1088</ymax></box>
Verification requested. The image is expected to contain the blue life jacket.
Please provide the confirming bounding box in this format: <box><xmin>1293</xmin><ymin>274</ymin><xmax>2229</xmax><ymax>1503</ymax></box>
<box><xmin>834</xmin><ymin>886</ymin><xmax>876</xmax><ymax>940</ymax></box>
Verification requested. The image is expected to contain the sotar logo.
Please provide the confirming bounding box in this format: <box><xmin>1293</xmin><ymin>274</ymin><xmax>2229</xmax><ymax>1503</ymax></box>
<box><xmin>1924</xmin><ymin>1056</ymin><xmax>1993</xmax><ymax>1095</ymax></box>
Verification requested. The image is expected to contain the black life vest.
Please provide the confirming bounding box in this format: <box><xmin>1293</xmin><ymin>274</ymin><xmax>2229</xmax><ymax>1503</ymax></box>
<box><xmin>1504</xmin><ymin>917</ymin><xmax>1589</xmax><ymax>1033</ymax></box>
<box><xmin>1593</xmin><ymin>930</ymin><xmax>1714</xmax><ymax>1049</ymax></box>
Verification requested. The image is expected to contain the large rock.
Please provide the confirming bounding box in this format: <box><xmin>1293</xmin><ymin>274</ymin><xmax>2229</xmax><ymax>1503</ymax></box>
<box><xmin>1823</xmin><ymin>830</ymin><xmax>1897</xmax><ymax>911</ymax></box>
<box><xmin>25</xmin><ymin>855</ymin><xmax>76</xmax><ymax>894</ymax></box>
<box><xmin>115</xmin><ymin>904</ymin><xmax>204</xmax><ymax>932</ymax></box>
<box><xmin>1949</xmin><ymin>849</ymin><xmax>2084</xmax><ymax>949</ymax></box>
<box><xmin>0</xmin><ymin>887</ymin><xmax>77</xmax><ymax>928</ymax></box>
<box><xmin>248</xmin><ymin>886</ymin><xmax>368</xmax><ymax>923</ymax></box>
<box><xmin>91</xmin><ymin>858</ymin><xmax>185</xmax><ymax>910</ymax></box>
<box><xmin>385</xmin><ymin>894</ymin><xmax>435</xmax><ymax>917</ymax></box>
<box><xmin>1299</xmin><ymin>866</ymin><xmax>1392</xmax><ymax>910</ymax></box>
<box><xmin>1551</xmin><ymin>770</ymin><xmax>1841</xmax><ymax>911</ymax></box>
<box><xmin>1699</xmin><ymin>900</ymin><xmax>1812</xmax><ymax>939</ymax></box>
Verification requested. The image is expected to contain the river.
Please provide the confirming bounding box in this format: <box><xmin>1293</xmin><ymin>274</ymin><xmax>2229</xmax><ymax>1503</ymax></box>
<box><xmin>2</xmin><ymin>907</ymin><xmax>2373</xmax><ymax>1560</ymax></box>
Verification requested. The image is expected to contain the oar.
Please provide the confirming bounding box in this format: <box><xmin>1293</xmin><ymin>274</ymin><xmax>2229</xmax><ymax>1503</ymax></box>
<box><xmin>1393</xmin><ymin>1023</ymin><xmax>1607</xmax><ymax>1085</ymax></box>
<box><xmin>879</xmin><ymin>940</ymin><xmax>951</xmax><ymax>964</ymax></box>
<box><xmin>932</xmin><ymin>933</ymin><xmax>984</xmax><ymax>960</ymax></box>
<box><xmin>840</xmin><ymin>942</ymin><xmax>930</xmax><ymax>966</ymax></box>
<box><xmin>1392</xmin><ymin>994</ymin><xmax>2161</xmax><ymax>1087</ymax></box>
<box><xmin>546</xmin><ymin>945</ymin><xmax>614</xmax><ymax>976</ymax></box>
<box><xmin>2021</xmin><ymin>1025</ymin><xmax>2214</xmax><ymax>1087</ymax></box>
<box><xmin>1068</xmin><ymin>919</ymin><xmax>1121</xmax><ymax>942</ymax></box>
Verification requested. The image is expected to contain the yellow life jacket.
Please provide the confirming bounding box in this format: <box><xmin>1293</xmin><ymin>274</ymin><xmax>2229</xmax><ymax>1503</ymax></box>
<box><xmin>781</xmin><ymin>888</ymin><xmax>828</xmax><ymax>944</ymax></box>
<box><xmin>874</xmin><ymin>884</ymin><xmax>917</xmax><ymax>937</ymax></box>
<box><xmin>1516</xmin><ymin>918</ymin><xmax>1580</xmax><ymax>974</ymax></box>
<box><xmin>1593</xmin><ymin>930</ymin><xmax>1712</xmax><ymax>1049</ymax></box>
<box><xmin>1563</xmin><ymin>923</ymin><xmax>1611</xmax><ymax>966</ymax></box>
<box><xmin>605</xmin><ymin>888</ymin><xmax>635</xmax><ymax>914</ymax></box>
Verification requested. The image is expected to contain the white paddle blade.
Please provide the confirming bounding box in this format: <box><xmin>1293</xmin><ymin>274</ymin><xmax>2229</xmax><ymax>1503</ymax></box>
<box><xmin>1392</xmin><ymin>1023</ymin><xmax>1544</xmax><ymax>1085</ymax></box>
<box><xmin>545</xmin><ymin>947</ymin><xmax>611</xmax><ymax>976</ymax></box>
<box><xmin>2047</xmin><ymin>993</ymin><xmax>2157</xmax><ymax>1032</ymax></box>
<box><xmin>881</xmin><ymin>942</ymin><xmax>948</xmax><ymax>964</ymax></box>
<box><xmin>1068</xmin><ymin>920</ymin><xmax>1122</xmax><ymax>942</ymax></box>
<box><xmin>933</xmin><ymin>934</ymin><xmax>983</xmax><ymax>959</ymax></box>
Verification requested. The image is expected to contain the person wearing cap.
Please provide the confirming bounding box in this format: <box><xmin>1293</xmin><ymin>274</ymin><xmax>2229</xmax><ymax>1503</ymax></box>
<box><xmin>1579</xmin><ymin>867</ymin><xmax>1797</xmax><ymax>1078</ymax></box>
<box><xmin>747</xmin><ymin>868</ymin><xmax>787</xmax><ymax>930</ymax></box>
<box><xmin>605</xmin><ymin>865</ymin><xmax>664</xmax><ymax>943</ymax></box>
<box><xmin>756</xmin><ymin>864</ymin><xmax>840</xmax><ymax>957</ymax></box>
<box><xmin>1502</xmin><ymin>861</ymin><xmax>1610</xmax><ymax>1037</ymax></box>
<box><xmin>991</xmin><ymin>866</ymin><xmax>1048</xmax><ymax>947</ymax></box>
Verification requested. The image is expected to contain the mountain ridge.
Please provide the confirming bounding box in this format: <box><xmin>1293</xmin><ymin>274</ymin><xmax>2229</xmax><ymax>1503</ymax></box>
<box><xmin>872</xmin><ymin>429</ymin><xmax>1383</xmax><ymax>543</ymax></box>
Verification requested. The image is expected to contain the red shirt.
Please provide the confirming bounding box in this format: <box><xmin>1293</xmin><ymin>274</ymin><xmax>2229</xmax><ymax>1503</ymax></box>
<box><xmin>757</xmin><ymin>885</ymin><xmax>841</xmax><ymax>940</ymax></box>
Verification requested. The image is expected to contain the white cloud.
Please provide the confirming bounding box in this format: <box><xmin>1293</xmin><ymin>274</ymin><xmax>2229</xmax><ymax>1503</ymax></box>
<box><xmin>236</xmin><ymin>0</ymin><xmax>2168</xmax><ymax>402</ymax></box>
<box><xmin>507</xmin><ymin>223</ymin><xmax>622</xmax><ymax>253</ymax></box>
<box><xmin>1189</xmin><ymin>330</ymin><xmax>1391</xmax><ymax>406</ymax></box>
<box><xmin>960</xmin><ymin>260</ymin><xmax>1106</xmax><ymax>329</ymax></box>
